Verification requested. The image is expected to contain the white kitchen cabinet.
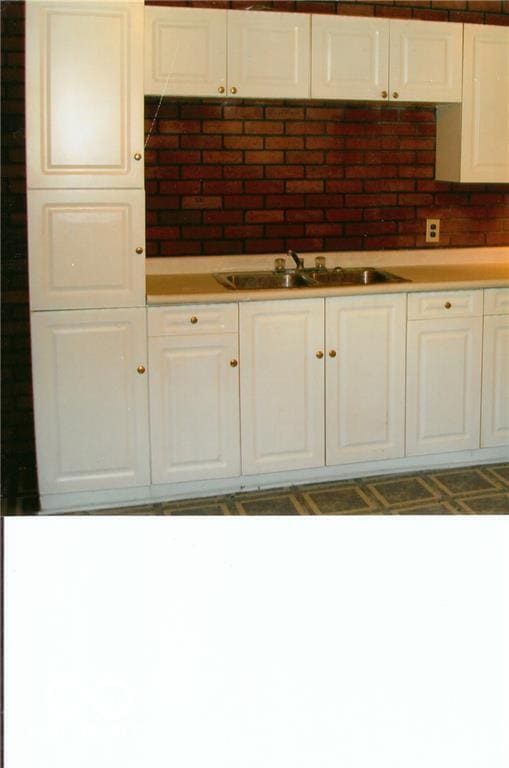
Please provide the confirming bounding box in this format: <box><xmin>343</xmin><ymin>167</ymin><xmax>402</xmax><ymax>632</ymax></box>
<box><xmin>311</xmin><ymin>16</ymin><xmax>462</xmax><ymax>102</ymax></box>
<box><xmin>28</xmin><ymin>189</ymin><xmax>145</xmax><ymax>310</ymax></box>
<box><xmin>325</xmin><ymin>294</ymin><xmax>406</xmax><ymax>465</ymax></box>
<box><xmin>436</xmin><ymin>24</ymin><xmax>509</xmax><ymax>183</ymax></box>
<box><xmin>482</xmin><ymin>289</ymin><xmax>509</xmax><ymax>448</ymax></box>
<box><xmin>26</xmin><ymin>0</ymin><xmax>144</xmax><ymax>188</ymax></box>
<box><xmin>144</xmin><ymin>6</ymin><xmax>310</xmax><ymax>99</ymax></box>
<box><xmin>31</xmin><ymin>308</ymin><xmax>150</xmax><ymax>495</ymax></box>
<box><xmin>148</xmin><ymin>304</ymin><xmax>240</xmax><ymax>484</ymax></box>
<box><xmin>406</xmin><ymin>291</ymin><xmax>483</xmax><ymax>457</ymax></box>
<box><xmin>240</xmin><ymin>299</ymin><xmax>324</xmax><ymax>475</ymax></box>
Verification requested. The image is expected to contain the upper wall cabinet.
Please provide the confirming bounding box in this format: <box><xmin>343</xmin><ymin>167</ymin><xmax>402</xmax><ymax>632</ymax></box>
<box><xmin>312</xmin><ymin>16</ymin><xmax>462</xmax><ymax>102</ymax></box>
<box><xmin>436</xmin><ymin>24</ymin><xmax>509</xmax><ymax>183</ymax></box>
<box><xmin>145</xmin><ymin>7</ymin><xmax>310</xmax><ymax>99</ymax></box>
<box><xmin>26</xmin><ymin>0</ymin><xmax>144</xmax><ymax>189</ymax></box>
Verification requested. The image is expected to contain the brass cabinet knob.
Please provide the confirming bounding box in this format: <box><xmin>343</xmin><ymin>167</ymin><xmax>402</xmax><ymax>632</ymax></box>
<box><xmin>230</xmin><ymin>359</ymin><xmax>238</xmax><ymax>368</ymax></box>
<box><xmin>218</xmin><ymin>86</ymin><xmax>225</xmax><ymax>94</ymax></box>
<box><xmin>230</xmin><ymin>86</ymin><xmax>237</xmax><ymax>94</ymax></box>
<box><xmin>392</xmin><ymin>92</ymin><xmax>399</xmax><ymax>99</ymax></box>
<box><xmin>444</xmin><ymin>301</ymin><xmax>452</xmax><ymax>309</ymax></box>
<box><xmin>329</xmin><ymin>350</ymin><xmax>337</xmax><ymax>358</ymax></box>
<box><xmin>134</xmin><ymin>152</ymin><xmax>142</xmax><ymax>161</ymax></box>
<box><xmin>135</xmin><ymin>246</ymin><xmax>143</xmax><ymax>254</ymax></box>
<box><xmin>137</xmin><ymin>365</ymin><xmax>146</xmax><ymax>374</ymax></box>
<box><xmin>190</xmin><ymin>316</ymin><xmax>198</xmax><ymax>324</ymax></box>
<box><xmin>381</xmin><ymin>90</ymin><xmax>388</xmax><ymax>99</ymax></box>
<box><xmin>315</xmin><ymin>350</ymin><xmax>324</xmax><ymax>359</ymax></box>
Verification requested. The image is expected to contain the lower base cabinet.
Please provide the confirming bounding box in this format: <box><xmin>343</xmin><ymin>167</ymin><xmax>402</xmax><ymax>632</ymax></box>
<box><xmin>31</xmin><ymin>308</ymin><xmax>150</xmax><ymax>495</ymax></box>
<box><xmin>326</xmin><ymin>294</ymin><xmax>406</xmax><ymax>464</ymax></box>
<box><xmin>482</xmin><ymin>292</ymin><xmax>509</xmax><ymax>447</ymax></box>
<box><xmin>147</xmin><ymin>303</ymin><xmax>240</xmax><ymax>483</ymax></box>
<box><xmin>406</xmin><ymin>291</ymin><xmax>483</xmax><ymax>456</ymax></box>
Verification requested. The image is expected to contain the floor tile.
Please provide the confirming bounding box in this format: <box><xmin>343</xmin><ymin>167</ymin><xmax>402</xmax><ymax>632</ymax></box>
<box><xmin>235</xmin><ymin>493</ymin><xmax>306</xmax><ymax>516</ymax></box>
<box><xmin>485</xmin><ymin>464</ymin><xmax>509</xmax><ymax>488</ymax></box>
<box><xmin>302</xmin><ymin>485</ymin><xmax>378</xmax><ymax>514</ymax></box>
<box><xmin>391</xmin><ymin>500</ymin><xmax>459</xmax><ymax>515</ymax></box>
<box><xmin>430</xmin><ymin>468</ymin><xmax>501</xmax><ymax>496</ymax></box>
<box><xmin>368</xmin><ymin>475</ymin><xmax>440</xmax><ymax>508</ymax></box>
<box><xmin>456</xmin><ymin>493</ymin><xmax>509</xmax><ymax>514</ymax></box>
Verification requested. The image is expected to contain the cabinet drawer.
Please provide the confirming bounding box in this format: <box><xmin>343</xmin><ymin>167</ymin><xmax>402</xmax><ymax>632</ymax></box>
<box><xmin>407</xmin><ymin>290</ymin><xmax>482</xmax><ymax>320</ymax></box>
<box><xmin>484</xmin><ymin>288</ymin><xmax>509</xmax><ymax>316</ymax></box>
<box><xmin>148</xmin><ymin>303</ymin><xmax>238</xmax><ymax>336</ymax></box>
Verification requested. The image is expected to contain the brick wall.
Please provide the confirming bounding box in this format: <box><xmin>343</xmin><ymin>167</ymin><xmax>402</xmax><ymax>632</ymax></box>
<box><xmin>1</xmin><ymin>0</ymin><xmax>508</xmax><ymax>482</ymax></box>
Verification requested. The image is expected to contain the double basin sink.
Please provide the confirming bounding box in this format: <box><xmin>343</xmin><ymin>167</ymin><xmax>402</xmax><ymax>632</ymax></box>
<box><xmin>214</xmin><ymin>266</ymin><xmax>408</xmax><ymax>291</ymax></box>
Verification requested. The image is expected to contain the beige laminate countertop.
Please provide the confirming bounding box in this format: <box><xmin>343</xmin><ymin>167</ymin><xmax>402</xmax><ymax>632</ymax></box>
<box><xmin>147</xmin><ymin>259</ymin><xmax>509</xmax><ymax>305</ymax></box>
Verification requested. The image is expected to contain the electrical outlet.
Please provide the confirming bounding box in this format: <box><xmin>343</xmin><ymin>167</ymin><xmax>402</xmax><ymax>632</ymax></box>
<box><xmin>426</xmin><ymin>218</ymin><xmax>440</xmax><ymax>243</ymax></box>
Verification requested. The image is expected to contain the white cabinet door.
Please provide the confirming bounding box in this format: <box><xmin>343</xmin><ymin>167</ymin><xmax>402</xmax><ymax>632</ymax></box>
<box><xmin>326</xmin><ymin>294</ymin><xmax>406</xmax><ymax>465</ymax></box>
<box><xmin>240</xmin><ymin>299</ymin><xmax>324</xmax><ymax>475</ymax></box>
<box><xmin>436</xmin><ymin>24</ymin><xmax>509</xmax><ymax>182</ymax></box>
<box><xmin>312</xmin><ymin>16</ymin><xmax>389</xmax><ymax>101</ymax></box>
<box><xmin>28</xmin><ymin>189</ymin><xmax>145</xmax><ymax>310</ymax></box>
<box><xmin>228</xmin><ymin>10</ymin><xmax>310</xmax><ymax>99</ymax></box>
<box><xmin>148</xmin><ymin>334</ymin><xmax>240</xmax><ymax>484</ymax></box>
<box><xmin>144</xmin><ymin>6</ymin><xmax>226</xmax><ymax>97</ymax></box>
<box><xmin>389</xmin><ymin>20</ymin><xmax>462</xmax><ymax>102</ymax></box>
<box><xmin>482</xmin><ymin>314</ymin><xmax>509</xmax><ymax>448</ymax></box>
<box><xmin>26</xmin><ymin>0</ymin><xmax>144</xmax><ymax>188</ymax></box>
<box><xmin>31</xmin><ymin>308</ymin><xmax>150</xmax><ymax>494</ymax></box>
<box><xmin>406</xmin><ymin>318</ymin><xmax>482</xmax><ymax>456</ymax></box>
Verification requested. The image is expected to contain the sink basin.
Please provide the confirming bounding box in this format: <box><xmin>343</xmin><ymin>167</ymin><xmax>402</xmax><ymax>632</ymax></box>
<box><xmin>214</xmin><ymin>266</ymin><xmax>409</xmax><ymax>291</ymax></box>
<box><xmin>214</xmin><ymin>270</ymin><xmax>311</xmax><ymax>290</ymax></box>
<box><xmin>304</xmin><ymin>267</ymin><xmax>408</xmax><ymax>286</ymax></box>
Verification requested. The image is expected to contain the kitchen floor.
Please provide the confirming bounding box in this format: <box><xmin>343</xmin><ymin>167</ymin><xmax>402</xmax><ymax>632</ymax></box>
<box><xmin>2</xmin><ymin>462</ymin><xmax>509</xmax><ymax>516</ymax></box>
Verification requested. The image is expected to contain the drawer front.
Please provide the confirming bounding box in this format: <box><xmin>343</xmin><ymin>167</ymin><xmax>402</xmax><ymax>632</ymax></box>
<box><xmin>148</xmin><ymin>303</ymin><xmax>238</xmax><ymax>336</ymax></box>
<box><xmin>484</xmin><ymin>288</ymin><xmax>509</xmax><ymax>316</ymax></box>
<box><xmin>407</xmin><ymin>290</ymin><xmax>482</xmax><ymax>320</ymax></box>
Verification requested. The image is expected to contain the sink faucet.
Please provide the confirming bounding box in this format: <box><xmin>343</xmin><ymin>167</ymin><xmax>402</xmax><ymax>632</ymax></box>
<box><xmin>288</xmin><ymin>249</ymin><xmax>304</xmax><ymax>270</ymax></box>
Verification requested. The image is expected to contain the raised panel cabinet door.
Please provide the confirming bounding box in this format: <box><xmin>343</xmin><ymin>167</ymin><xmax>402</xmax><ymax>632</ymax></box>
<box><xmin>406</xmin><ymin>318</ymin><xmax>482</xmax><ymax>456</ymax></box>
<box><xmin>228</xmin><ymin>10</ymin><xmax>310</xmax><ymax>99</ymax></box>
<box><xmin>325</xmin><ymin>294</ymin><xmax>406</xmax><ymax>465</ymax></box>
<box><xmin>389</xmin><ymin>20</ymin><xmax>462</xmax><ymax>102</ymax></box>
<box><xmin>311</xmin><ymin>15</ymin><xmax>389</xmax><ymax>101</ymax></box>
<box><xmin>26</xmin><ymin>0</ymin><xmax>144</xmax><ymax>188</ymax></box>
<box><xmin>482</xmin><ymin>315</ymin><xmax>509</xmax><ymax>448</ymax></box>
<box><xmin>148</xmin><ymin>334</ymin><xmax>240</xmax><ymax>484</ymax></box>
<box><xmin>31</xmin><ymin>308</ymin><xmax>150</xmax><ymax>494</ymax></box>
<box><xmin>28</xmin><ymin>189</ymin><xmax>145</xmax><ymax>310</ymax></box>
<box><xmin>240</xmin><ymin>299</ymin><xmax>324</xmax><ymax>475</ymax></box>
<box><xmin>461</xmin><ymin>24</ymin><xmax>509</xmax><ymax>182</ymax></box>
<box><xmin>144</xmin><ymin>6</ymin><xmax>227</xmax><ymax>97</ymax></box>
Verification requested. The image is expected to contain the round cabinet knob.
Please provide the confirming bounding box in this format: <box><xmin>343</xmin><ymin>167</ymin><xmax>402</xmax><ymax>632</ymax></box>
<box><xmin>230</xmin><ymin>86</ymin><xmax>237</xmax><ymax>94</ymax></box>
<box><xmin>329</xmin><ymin>350</ymin><xmax>337</xmax><ymax>358</ymax></box>
<box><xmin>230</xmin><ymin>359</ymin><xmax>238</xmax><ymax>368</ymax></box>
<box><xmin>137</xmin><ymin>365</ymin><xmax>146</xmax><ymax>374</ymax></box>
<box><xmin>315</xmin><ymin>351</ymin><xmax>324</xmax><ymax>359</ymax></box>
<box><xmin>190</xmin><ymin>316</ymin><xmax>198</xmax><ymax>324</ymax></box>
<box><xmin>392</xmin><ymin>92</ymin><xmax>399</xmax><ymax>99</ymax></box>
<box><xmin>444</xmin><ymin>301</ymin><xmax>452</xmax><ymax>309</ymax></box>
<box><xmin>218</xmin><ymin>86</ymin><xmax>225</xmax><ymax>94</ymax></box>
<box><xmin>134</xmin><ymin>152</ymin><xmax>142</xmax><ymax>161</ymax></box>
<box><xmin>135</xmin><ymin>246</ymin><xmax>143</xmax><ymax>254</ymax></box>
<box><xmin>381</xmin><ymin>90</ymin><xmax>388</xmax><ymax>99</ymax></box>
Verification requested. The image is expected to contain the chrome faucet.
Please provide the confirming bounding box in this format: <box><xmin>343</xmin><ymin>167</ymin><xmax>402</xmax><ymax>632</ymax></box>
<box><xmin>288</xmin><ymin>249</ymin><xmax>304</xmax><ymax>270</ymax></box>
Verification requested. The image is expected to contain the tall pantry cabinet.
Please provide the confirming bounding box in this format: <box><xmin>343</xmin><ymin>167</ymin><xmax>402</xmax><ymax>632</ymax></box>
<box><xmin>26</xmin><ymin>0</ymin><xmax>150</xmax><ymax>506</ymax></box>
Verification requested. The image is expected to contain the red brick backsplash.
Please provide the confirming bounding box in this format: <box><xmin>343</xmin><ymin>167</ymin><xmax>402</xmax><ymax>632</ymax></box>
<box><xmin>146</xmin><ymin>99</ymin><xmax>509</xmax><ymax>256</ymax></box>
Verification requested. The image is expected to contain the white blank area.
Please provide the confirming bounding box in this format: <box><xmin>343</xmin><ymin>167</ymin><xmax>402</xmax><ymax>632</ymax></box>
<box><xmin>5</xmin><ymin>516</ymin><xmax>509</xmax><ymax>768</ymax></box>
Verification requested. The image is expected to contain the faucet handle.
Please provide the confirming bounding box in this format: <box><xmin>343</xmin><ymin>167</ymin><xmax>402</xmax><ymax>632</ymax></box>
<box><xmin>315</xmin><ymin>256</ymin><xmax>327</xmax><ymax>270</ymax></box>
<box><xmin>274</xmin><ymin>257</ymin><xmax>286</xmax><ymax>272</ymax></box>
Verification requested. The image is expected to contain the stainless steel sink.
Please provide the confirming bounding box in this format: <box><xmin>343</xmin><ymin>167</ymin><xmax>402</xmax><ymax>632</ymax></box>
<box><xmin>214</xmin><ymin>266</ymin><xmax>409</xmax><ymax>291</ymax></box>
<box><xmin>213</xmin><ymin>270</ymin><xmax>312</xmax><ymax>290</ymax></box>
<box><xmin>303</xmin><ymin>267</ymin><xmax>408</xmax><ymax>286</ymax></box>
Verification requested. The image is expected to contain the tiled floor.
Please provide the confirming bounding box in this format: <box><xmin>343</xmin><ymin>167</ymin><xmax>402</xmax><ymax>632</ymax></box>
<box><xmin>2</xmin><ymin>462</ymin><xmax>509</xmax><ymax>515</ymax></box>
